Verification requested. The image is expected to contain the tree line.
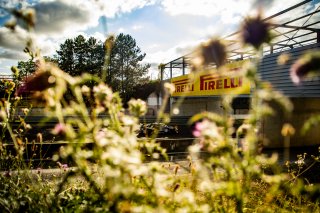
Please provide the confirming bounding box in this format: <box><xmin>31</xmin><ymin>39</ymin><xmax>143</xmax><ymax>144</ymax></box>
<box><xmin>17</xmin><ymin>33</ymin><xmax>160</xmax><ymax>104</ymax></box>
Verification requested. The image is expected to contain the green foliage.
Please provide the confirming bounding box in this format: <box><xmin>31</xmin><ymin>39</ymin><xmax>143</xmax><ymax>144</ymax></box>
<box><xmin>0</xmin><ymin>173</ymin><xmax>52</xmax><ymax>212</ymax></box>
<box><xmin>16</xmin><ymin>59</ymin><xmax>37</xmax><ymax>81</ymax></box>
<box><xmin>0</xmin><ymin>80</ymin><xmax>16</xmax><ymax>98</ymax></box>
<box><xmin>109</xmin><ymin>33</ymin><xmax>151</xmax><ymax>103</ymax></box>
<box><xmin>55</xmin><ymin>35</ymin><xmax>105</xmax><ymax>77</ymax></box>
<box><xmin>131</xmin><ymin>80</ymin><xmax>161</xmax><ymax>101</ymax></box>
<box><xmin>53</xmin><ymin>33</ymin><xmax>151</xmax><ymax>104</ymax></box>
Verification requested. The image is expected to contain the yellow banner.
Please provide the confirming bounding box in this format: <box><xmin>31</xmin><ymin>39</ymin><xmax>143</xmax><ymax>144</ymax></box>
<box><xmin>171</xmin><ymin>61</ymin><xmax>250</xmax><ymax>97</ymax></box>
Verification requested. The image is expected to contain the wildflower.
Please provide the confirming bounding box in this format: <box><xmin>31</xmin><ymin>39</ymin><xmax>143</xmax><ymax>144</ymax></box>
<box><xmin>4</xmin><ymin>171</ymin><xmax>11</xmax><ymax>178</ymax></box>
<box><xmin>290</xmin><ymin>51</ymin><xmax>320</xmax><ymax>84</ymax></box>
<box><xmin>3</xmin><ymin>80</ymin><xmax>15</xmax><ymax>94</ymax></box>
<box><xmin>5</xmin><ymin>19</ymin><xmax>16</xmax><ymax>30</ymax></box>
<box><xmin>81</xmin><ymin>85</ymin><xmax>90</xmax><ymax>96</ymax></box>
<box><xmin>128</xmin><ymin>99</ymin><xmax>147</xmax><ymax>117</ymax></box>
<box><xmin>192</xmin><ymin>121</ymin><xmax>204</xmax><ymax>137</ymax></box>
<box><xmin>295</xmin><ymin>158</ymin><xmax>304</xmax><ymax>167</ymax></box>
<box><xmin>94</xmin><ymin>129</ymin><xmax>108</xmax><ymax>147</ymax></box>
<box><xmin>193</xmin><ymin>119</ymin><xmax>220</xmax><ymax>139</ymax></box>
<box><xmin>61</xmin><ymin>164</ymin><xmax>68</xmax><ymax>170</ymax></box>
<box><xmin>57</xmin><ymin>161</ymin><xmax>68</xmax><ymax>170</ymax></box>
<box><xmin>198</xmin><ymin>39</ymin><xmax>227</xmax><ymax>68</ymax></box>
<box><xmin>237</xmin><ymin>123</ymin><xmax>251</xmax><ymax>138</ymax></box>
<box><xmin>281</xmin><ymin>123</ymin><xmax>295</xmax><ymax>137</ymax></box>
<box><xmin>11</xmin><ymin>66</ymin><xmax>19</xmax><ymax>78</ymax></box>
<box><xmin>17</xmin><ymin>138</ymin><xmax>23</xmax><ymax>146</ymax></box>
<box><xmin>121</xmin><ymin>115</ymin><xmax>136</xmax><ymax>126</ymax></box>
<box><xmin>37</xmin><ymin>133</ymin><xmax>43</xmax><ymax>143</ymax></box>
<box><xmin>23</xmin><ymin>8</ymin><xmax>36</xmax><ymax>28</ymax></box>
<box><xmin>52</xmin><ymin>123</ymin><xmax>66</xmax><ymax>136</ymax></box>
<box><xmin>240</xmin><ymin>14</ymin><xmax>272</xmax><ymax>49</ymax></box>
<box><xmin>24</xmin><ymin>124</ymin><xmax>32</xmax><ymax>130</ymax></box>
<box><xmin>104</xmin><ymin>34</ymin><xmax>115</xmax><ymax>51</ymax></box>
<box><xmin>176</xmin><ymin>191</ymin><xmax>195</xmax><ymax>203</ymax></box>
<box><xmin>93</xmin><ymin>83</ymin><xmax>113</xmax><ymax>105</ymax></box>
<box><xmin>277</xmin><ymin>53</ymin><xmax>290</xmax><ymax>65</ymax></box>
<box><xmin>152</xmin><ymin>152</ymin><xmax>160</xmax><ymax>159</ymax></box>
<box><xmin>22</xmin><ymin>108</ymin><xmax>29</xmax><ymax>115</ymax></box>
<box><xmin>15</xmin><ymin>71</ymin><xmax>55</xmax><ymax>96</ymax></box>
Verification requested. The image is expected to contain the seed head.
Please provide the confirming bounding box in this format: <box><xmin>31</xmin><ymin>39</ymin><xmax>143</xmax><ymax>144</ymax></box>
<box><xmin>240</xmin><ymin>14</ymin><xmax>272</xmax><ymax>49</ymax></box>
<box><xmin>174</xmin><ymin>165</ymin><xmax>180</xmax><ymax>175</ymax></box>
<box><xmin>37</xmin><ymin>133</ymin><xmax>43</xmax><ymax>143</ymax></box>
<box><xmin>173</xmin><ymin>183</ymin><xmax>180</xmax><ymax>192</ymax></box>
<box><xmin>198</xmin><ymin>39</ymin><xmax>227</xmax><ymax>68</ymax></box>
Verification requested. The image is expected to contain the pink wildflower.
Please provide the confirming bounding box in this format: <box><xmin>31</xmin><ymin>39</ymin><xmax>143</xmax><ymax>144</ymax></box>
<box><xmin>52</xmin><ymin>123</ymin><xmax>66</xmax><ymax>135</ymax></box>
<box><xmin>290</xmin><ymin>52</ymin><xmax>320</xmax><ymax>85</ymax></box>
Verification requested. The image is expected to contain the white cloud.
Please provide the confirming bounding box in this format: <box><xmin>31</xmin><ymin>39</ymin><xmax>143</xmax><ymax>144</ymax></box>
<box><xmin>35</xmin><ymin>37</ymin><xmax>59</xmax><ymax>56</ymax></box>
<box><xmin>0</xmin><ymin>49</ymin><xmax>28</xmax><ymax>60</ymax></box>
<box><xmin>96</xmin><ymin>0</ymin><xmax>157</xmax><ymax>17</ymax></box>
<box><xmin>0</xmin><ymin>27</ymin><xmax>30</xmax><ymax>51</ymax></box>
<box><xmin>91</xmin><ymin>32</ymin><xmax>107</xmax><ymax>42</ymax></box>
<box><xmin>161</xmin><ymin>0</ymin><xmax>253</xmax><ymax>20</ymax></box>
<box><xmin>147</xmin><ymin>43</ymin><xmax>160</xmax><ymax>49</ymax></box>
<box><xmin>160</xmin><ymin>0</ymin><xmax>308</xmax><ymax>26</ymax></box>
<box><xmin>132</xmin><ymin>25</ymin><xmax>143</xmax><ymax>30</ymax></box>
<box><xmin>0</xmin><ymin>25</ymin><xmax>61</xmax><ymax>59</ymax></box>
<box><xmin>118</xmin><ymin>27</ymin><xmax>125</xmax><ymax>33</ymax></box>
<box><xmin>145</xmin><ymin>38</ymin><xmax>202</xmax><ymax>65</ymax></box>
<box><xmin>32</xmin><ymin>0</ymin><xmax>100</xmax><ymax>37</ymax></box>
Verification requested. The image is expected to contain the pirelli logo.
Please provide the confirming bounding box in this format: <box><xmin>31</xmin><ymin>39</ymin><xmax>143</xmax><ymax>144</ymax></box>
<box><xmin>200</xmin><ymin>74</ymin><xmax>242</xmax><ymax>91</ymax></box>
<box><xmin>171</xmin><ymin>72</ymin><xmax>250</xmax><ymax>97</ymax></box>
<box><xmin>170</xmin><ymin>60</ymin><xmax>250</xmax><ymax>97</ymax></box>
<box><xmin>172</xmin><ymin>78</ymin><xmax>194</xmax><ymax>93</ymax></box>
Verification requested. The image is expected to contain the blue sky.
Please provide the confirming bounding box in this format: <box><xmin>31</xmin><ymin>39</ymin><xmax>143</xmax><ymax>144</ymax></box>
<box><xmin>0</xmin><ymin>0</ymin><xmax>317</xmax><ymax>77</ymax></box>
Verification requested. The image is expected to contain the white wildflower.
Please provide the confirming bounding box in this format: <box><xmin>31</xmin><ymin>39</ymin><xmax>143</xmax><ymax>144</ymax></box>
<box><xmin>128</xmin><ymin>99</ymin><xmax>147</xmax><ymax>117</ymax></box>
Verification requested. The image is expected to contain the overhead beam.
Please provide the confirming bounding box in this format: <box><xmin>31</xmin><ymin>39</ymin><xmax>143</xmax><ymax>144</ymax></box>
<box><xmin>264</xmin><ymin>0</ymin><xmax>312</xmax><ymax>21</ymax></box>
<box><xmin>270</xmin><ymin>23</ymin><xmax>319</xmax><ymax>32</ymax></box>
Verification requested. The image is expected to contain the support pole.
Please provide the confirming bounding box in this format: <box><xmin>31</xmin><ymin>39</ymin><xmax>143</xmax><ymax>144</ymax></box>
<box><xmin>182</xmin><ymin>57</ymin><xmax>185</xmax><ymax>75</ymax></box>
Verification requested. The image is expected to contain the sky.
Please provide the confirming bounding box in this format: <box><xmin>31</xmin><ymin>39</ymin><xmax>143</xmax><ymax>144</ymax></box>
<box><xmin>0</xmin><ymin>0</ymin><xmax>318</xmax><ymax>78</ymax></box>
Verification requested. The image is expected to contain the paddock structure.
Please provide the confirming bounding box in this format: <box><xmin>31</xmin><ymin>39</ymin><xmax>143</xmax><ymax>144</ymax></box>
<box><xmin>160</xmin><ymin>0</ymin><xmax>320</xmax><ymax>148</ymax></box>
